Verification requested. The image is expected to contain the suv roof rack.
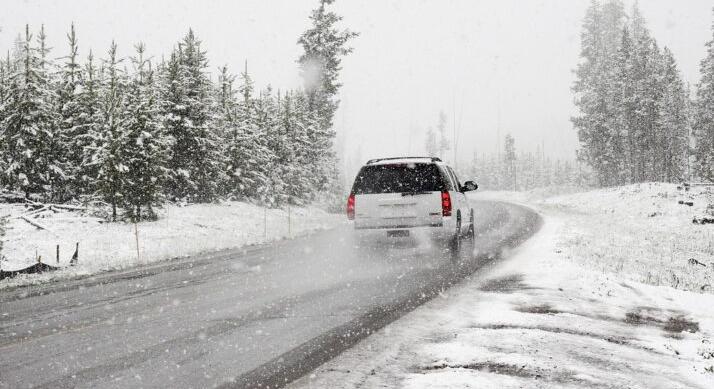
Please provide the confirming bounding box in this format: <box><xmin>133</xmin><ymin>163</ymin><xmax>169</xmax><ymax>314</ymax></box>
<box><xmin>366</xmin><ymin>156</ymin><xmax>442</xmax><ymax>165</ymax></box>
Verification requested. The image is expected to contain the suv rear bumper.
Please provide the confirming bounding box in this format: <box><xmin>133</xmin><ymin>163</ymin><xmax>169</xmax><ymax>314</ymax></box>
<box><xmin>354</xmin><ymin>222</ymin><xmax>443</xmax><ymax>230</ymax></box>
<box><xmin>353</xmin><ymin>224</ymin><xmax>455</xmax><ymax>244</ymax></box>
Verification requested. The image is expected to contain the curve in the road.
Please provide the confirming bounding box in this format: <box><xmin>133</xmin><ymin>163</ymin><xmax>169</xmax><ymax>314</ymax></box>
<box><xmin>0</xmin><ymin>201</ymin><xmax>540</xmax><ymax>389</ymax></box>
<box><xmin>223</xmin><ymin>202</ymin><xmax>541</xmax><ymax>389</ymax></box>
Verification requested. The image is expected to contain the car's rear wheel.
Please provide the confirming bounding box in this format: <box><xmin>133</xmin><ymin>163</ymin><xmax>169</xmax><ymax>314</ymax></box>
<box><xmin>467</xmin><ymin>209</ymin><xmax>475</xmax><ymax>240</ymax></box>
<box><xmin>450</xmin><ymin>214</ymin><xmax>461</xmax><ymax>253</ymax></box>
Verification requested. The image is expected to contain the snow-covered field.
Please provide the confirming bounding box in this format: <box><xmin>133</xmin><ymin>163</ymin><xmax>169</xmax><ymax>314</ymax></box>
<box><xmin>291</xmin><ymin>183</ymin><xmax>714</xmax><ymax>388</ymax></box>
<box><xmin>486</xmin><ymin>183</ymin><xmax>714</xmax><ymax>293</ymax></box>
<box><xmin>0</xmin><ymin>201</ymin><xmax>342</xmax><ymax>289</ymax></box>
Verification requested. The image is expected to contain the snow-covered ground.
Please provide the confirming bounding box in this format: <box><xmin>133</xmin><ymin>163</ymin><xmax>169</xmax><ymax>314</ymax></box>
<box><xmin>0</xmin><ymin>201</ymin><xmax>342</xmax><ymax>289</ymax></box>
<box><xmin>291</xmin><ymin>183</ymin><xmax>714</xmax><ymax>388</ymax></box>
<box><xmin>485</xmin><ymin>183</ymin><xmax>714</xmax><ymax>293</ymax></box>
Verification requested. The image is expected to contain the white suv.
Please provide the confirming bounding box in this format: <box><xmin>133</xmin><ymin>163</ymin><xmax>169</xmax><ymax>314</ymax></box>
<box><xmin>347</xmin><ymin>157</ymin><xmax>478</xmax><ymax>249</ymax></box>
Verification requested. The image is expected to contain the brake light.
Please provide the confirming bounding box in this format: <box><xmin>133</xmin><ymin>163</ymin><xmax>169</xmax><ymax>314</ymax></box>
<box><xmin>441</xmin><ymin>191</ymin><xmax>452</xmax><ymax>217</ymax></box>
<box><xmin>347</xmin><ymin>193</ymin><xmax>355</xmax><ymax>220</ymax></box>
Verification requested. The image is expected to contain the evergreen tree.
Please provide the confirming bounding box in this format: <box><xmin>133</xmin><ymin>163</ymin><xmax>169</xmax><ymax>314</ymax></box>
<box><xmin>614</xmin><ymin>24</ymin><xmax>637</xmax><ymax>183</ymax></box>
<box><xmin>658</xmin><ymin>47</ymin><xmax>690</xmax><ymax>182</ymax></box>
<box><xmin>425</xmin><ymin>127</ymin><xmax>437</xmax><ymax>157</ymax></box>
<box><xmin>0</xmin><ymin>56</ymin><xmax>7</xmax><ymax>187</ymax></box>
<box><xmin>693</xmin><ymin>10</ymin><xmax>714</xmax><ymax>182</ymax></box>
<box><xmin>277</xmin><ymin>91</ymin><xmax>308</xmax><ymax>203</ymax></box>
<box><xmin>162</xmin><ymin>30</ymin><xmax>224</xmax><ymax>202</ymax></box>
<box><xmin>92</xmin><ymin>42</ymin><xmax>128</xmax><ymax>221</ymax></box>
<box><xmin>215</xmin><ymin>65</ymin><xmax>237</xmax><ymax>197</ymax></box>
<box><xmin>0</xmin><ymin>51</ymin><xmax>9</xmax><ymax>110</ymax></box>
<box><xmin>0</xmin><ymin>53</ymin><xmax>9</xmax><ymax>183</ymax></box>
<box><xmin>122</xmin><ymin>43</ymin><xmax>172</xmax><ymax>220</ymax></box>
<box><xmin>254</xmin><ymin>87</ymin><xmax>284</xmax><ymax>206</ymax></box>
<box><xmin>1</xmin><ymin>25</ymin><xmax>59</xmax><ymax>198</ymax></box>
<box><xmin>37</xmin><ymin>25</ymin><xmax>67</xmax><ymax>200</ymax></box>
<box><xmin>297</xmin><ymin>0</ymin><xmax>358</xmax><ymax>129</ymax></box>
<box><xmin>229</xmin><ymin>65</ymin><xmax>271</xmax><ymax>201</ymax></box>
<box><xmin>57</xmin><ymin>23</ymin><xmax>84</xmax><ymax>198</ymax></box>
<box><xmin>572</xmin><ymin>0</ymin><xmax>627</xmax><ymax>186</ymax></box>
<box><xmin>297</xmin><ymin>0</ymin><xmax>357</xmax><ymax>205</ymax></box>
<box><xmin>75</xmin><ymin>50</ymin><xmax>102</xmax><ymax>195</ymax></box>
<box><xmin>436</xmin><ymin>111</ymin><xmax>449</xmax><ymax>159</ymax></box>
<box><xmin>503</xmin><ymin>134</ymin><xmax>517</xmax><ymax>190</ymax></box>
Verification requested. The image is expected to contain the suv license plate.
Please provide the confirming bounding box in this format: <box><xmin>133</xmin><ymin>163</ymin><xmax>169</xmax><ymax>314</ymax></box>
<box><xmin>387</xmin><ymin>230</ymin><xmax>410</xmax><ymax>237</ymax></box>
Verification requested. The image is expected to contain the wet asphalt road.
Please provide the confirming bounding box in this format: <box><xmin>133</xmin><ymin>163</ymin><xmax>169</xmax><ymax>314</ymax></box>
<box><xmin>0</xmin><ymin>200</ymin><xmax>540</xmax><ymax>389</ymax></box>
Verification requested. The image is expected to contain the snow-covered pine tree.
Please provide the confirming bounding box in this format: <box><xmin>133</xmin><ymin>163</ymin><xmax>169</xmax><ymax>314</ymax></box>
<box><xmin>255</xmin><ymin>87</ymin><xmax>285</xmax><ymax>206</ymax></box>
<box><xmin>122</xmin><ymin>43</ymin><xmax>172</xmax><ymax>220</ymax></box>
<box><xmin>0</xmin><ymin>54</ymin><xmax>8</xmax><ymax>188</ymax></box>
<box><xmin>297</xmin><ymin>0</ymin><xmax>357</xmax><ymax>207</ymax></box>
<box><xmin>572</xmin><ymin>0</ymin><xmax>627</xmax><ymax>186</ymax></box>
<box><xmin>436</xmin><ymin>111</ymin><xmax>449</xmax><ymax>159</ymax></box>
<box><xmin>215</xmin><ymin>65</ymin><xmax>237</xmax><ymax>198</ymax></box>
<box><xmin>57</xmin><ymin>23</ymin><xmax>85</xmax><ymax>199</ymax></box>
<box><xmin>642</xmin><ymin>40</ymin><xmax>666</xmax><ymax>182</ymax></box>
<box><xmin>658</xmin><ymin>47</ymin><xmax>690</xmax><ymax>182</ymax></box>
<box><xmin>159</xmin><ymin>48</ymin><xmax>184</xmax><ymax>198</ymax></box>
<box><xmin>92</xmin><ymin>42</ymin><xmax>128</xmax><ymax>221</ymax></box>
<box><xmin>298</xmin><ymin>0</ymin><xmax>358</xmax><ymax>130</ymax></box>
<box><xmin>36</xmin><ymin>25</ymin><xmax>66</xmax><ymax>201</ymax></box>
<box><xmin>284</xmin><ymin>91</ymin><xmax>319</xmax><ymax>203</ymax></box>
<box><xmin>693</xmin><ymin>10</ymin><xmax>714</xmax><ymax>182</ymax></box>
<box><xmin>622</xmin><ymin>2</ymin><xmax>656</xmax><ymax>183</ymax></box>
<box><xmin>0</xmin><ymin>25</ymin><xmax>59</xmax><ymax>199</ymax></box>
<box><xmin>75</xmin><ymin>50</ymin><xmax>102</xmax><ymax>195</ymax></box>
<box><xmin>614</xmin><ymin>24</ymin><xmax>637</xmax><ymax>184</ymax></box>
<box><xmin>0</xmin><ymin>52</ymin><xmax>8</xmax><ymax>112</ymax></box>
<box><xmin>162</xmin><ymin>30</ymin><xmax>224</xmax><ymax>202</ymax></box>
<box><xmin>277</xmin><ymin>91</ymin><xmax>302</xmax><ymax>203</ymax></box>
<box><xmin>503</xmin><ymin>134</ymin><xmax>517</xmax><ymax>190</ymax></box>
<box><xmin>425</xmin><ymin>127</ymin><xmax>437</xmax><ymax>157</ymax></box>
<box><xmin>228</xmin><ymin>65</ymin><xmax>271</xmax><ymax>202</ymax></box>
<box><xmin>295</xmin><ymin>89</ymin><xmax>332</xmax><ymax>198</ymax></box>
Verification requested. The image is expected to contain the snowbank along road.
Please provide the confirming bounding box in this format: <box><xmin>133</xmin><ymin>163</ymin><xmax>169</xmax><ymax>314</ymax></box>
<box><xmin>0</xmin><ymin>200</ymin><xmax>540</xmax><ymax>389</ymax></box>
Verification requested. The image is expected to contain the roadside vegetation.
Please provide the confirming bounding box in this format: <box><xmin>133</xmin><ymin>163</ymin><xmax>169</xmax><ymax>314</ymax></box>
<box><xmin>0</xmin><ymin>0</ymin><xmax>357</xmax><ymax>222</ymax></box>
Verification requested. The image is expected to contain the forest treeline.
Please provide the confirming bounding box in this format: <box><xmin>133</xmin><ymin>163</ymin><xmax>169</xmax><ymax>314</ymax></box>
<box><xmin>0</xmin><ymin>0</ymin><xmax>356</xmax><ymax>220</ymax></box>
<box><xmin>573</xmin><ymin>1</ymin><xmax>714</xmax><ymax>186</ymax></box>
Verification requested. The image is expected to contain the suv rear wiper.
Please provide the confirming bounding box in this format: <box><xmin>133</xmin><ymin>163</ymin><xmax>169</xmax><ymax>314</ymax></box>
<box><xmin>401</xmin><ymin>191</ymin><xmax>432</xmax><ymax>196</ymax></box>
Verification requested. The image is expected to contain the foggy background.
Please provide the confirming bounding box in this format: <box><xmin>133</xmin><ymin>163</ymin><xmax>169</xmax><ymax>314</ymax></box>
<box><xmin>1</xmin><ymin>0</ymin><xmax>711</xmax><ymax>181</ymax></box>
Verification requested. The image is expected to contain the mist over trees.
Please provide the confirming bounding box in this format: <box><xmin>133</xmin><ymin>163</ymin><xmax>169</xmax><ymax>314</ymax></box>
<box><xmin>424</xmin><ymin>111</ymin><xmax>450</xmax><ymax>159</ymax></box>
<box><xmin>461</xmin><ymin>134</ymin><xmax>588</xmax><ymax>192</ymax></box>
<box><xmin>0</xmin><ymin>0</ymin><xmax>356</xmax><ymax>220</ymax></box>
<box><xmin>572</xmin><ymin>1</ymin><xmax>704</xmax><ymax>186</ymax></box>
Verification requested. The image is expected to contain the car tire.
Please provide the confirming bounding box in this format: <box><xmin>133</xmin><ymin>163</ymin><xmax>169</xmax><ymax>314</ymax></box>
<box><xmin>450</xmin><ymin>214</ymin><xmax>461</xmax><ymax>253</ymax></box>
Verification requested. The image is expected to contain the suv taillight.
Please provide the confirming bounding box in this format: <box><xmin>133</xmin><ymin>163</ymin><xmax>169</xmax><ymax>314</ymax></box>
<box><xmin>441</xmin><ymin>191</ymin><xmax>452</xmax><ymax>217</ymax></box>
<box><xmin>347</xmin><ymin>193</ymin><xmax>355</xmax><ymax>220</ymax></box>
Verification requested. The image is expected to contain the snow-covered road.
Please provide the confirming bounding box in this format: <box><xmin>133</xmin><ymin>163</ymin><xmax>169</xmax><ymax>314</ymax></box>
<box><xmin>0</xmin><ymin>200</ymin><xmax>539</xmax><ymax>388</ymax></box>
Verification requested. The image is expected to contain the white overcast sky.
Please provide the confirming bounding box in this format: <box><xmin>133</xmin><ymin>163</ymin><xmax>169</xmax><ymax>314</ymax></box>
<box><xmin>1</xmin><ymin>0</ymin><xmax>712</xmax><ymax>174</ymax></box>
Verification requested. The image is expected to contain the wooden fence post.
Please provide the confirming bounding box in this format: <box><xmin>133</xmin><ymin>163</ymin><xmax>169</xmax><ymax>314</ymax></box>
<box><xmin>70</xmin><ymin>242</ymin><xmax>79</xmax><ymax>265</ymax></box>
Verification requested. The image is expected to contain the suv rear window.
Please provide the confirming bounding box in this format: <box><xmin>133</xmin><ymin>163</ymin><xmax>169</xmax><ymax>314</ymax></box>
<box><xmin>351</xmin><ymin>163</ymin><xmax>448</xmax><ymax>194</ymax></box>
